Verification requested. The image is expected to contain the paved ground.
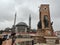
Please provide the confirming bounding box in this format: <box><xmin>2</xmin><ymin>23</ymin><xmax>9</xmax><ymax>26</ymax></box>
<box><xmin>34</xmin><ymin>43</ymin><xmax>60</xmax><ymax>45</ymax></box>
<box><xmin>2</xmin><ymin>39</ymin><xmax>60</xmax><ymax>45</ymax></box>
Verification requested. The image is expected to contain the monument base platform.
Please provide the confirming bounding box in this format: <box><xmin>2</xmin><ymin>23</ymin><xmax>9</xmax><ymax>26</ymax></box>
<box><xmin>44</xmin><ymin>36</ymin><xmax>57</xmax><ymax>44</ymax></box>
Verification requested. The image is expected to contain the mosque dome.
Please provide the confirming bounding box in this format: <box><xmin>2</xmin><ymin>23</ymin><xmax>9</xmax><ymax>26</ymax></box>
<box><xmin>16</xmin><ymin>22</ymin><xmax>28</xmax><ymax>27</ymax></box>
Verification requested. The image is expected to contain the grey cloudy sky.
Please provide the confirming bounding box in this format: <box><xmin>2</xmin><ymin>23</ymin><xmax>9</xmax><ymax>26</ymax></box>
<box><xmin>0</xmin><ymin>0</ymin><xmax>60</xmax><ymax>31</ymax></box>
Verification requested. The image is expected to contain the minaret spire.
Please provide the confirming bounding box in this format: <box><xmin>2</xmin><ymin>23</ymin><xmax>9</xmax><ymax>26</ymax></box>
<box><xmin>14</xmin><ymin>12</ymin><xmax>17</xmax><ymax>26</ymax></box>
<box><xmin>29</xmin><ymin>14</ymin><xmax>31</xmax><ymax>29</ymax></box>
<box><xmin>13</xmin><ymin>12</ymin><xmax>17</xmax><ymax>33</ymax></box>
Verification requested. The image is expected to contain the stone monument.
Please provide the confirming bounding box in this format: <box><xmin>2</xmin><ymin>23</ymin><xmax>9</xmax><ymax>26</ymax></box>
<box><xmin>37</xmin><ymin>4</ymin><xmax>57</xmax><ymax>44</ymax></box>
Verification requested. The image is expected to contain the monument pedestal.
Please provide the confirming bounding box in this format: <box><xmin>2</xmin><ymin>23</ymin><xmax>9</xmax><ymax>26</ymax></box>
<box><xmin>44</xmin><ymin>36</ymin><xmax>57</xmax><ymax>44</ymax></box>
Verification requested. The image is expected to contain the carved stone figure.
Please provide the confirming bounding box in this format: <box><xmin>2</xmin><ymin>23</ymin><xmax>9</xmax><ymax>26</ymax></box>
<box><xmin>44</xmin><ymin>16</ymin><xmax>49</xmax><ymax>27</ymax></box>
<box><xmin>37</xmin><ymin>21</ymin><xmax>42</xmax><ymax>29</ymax></box>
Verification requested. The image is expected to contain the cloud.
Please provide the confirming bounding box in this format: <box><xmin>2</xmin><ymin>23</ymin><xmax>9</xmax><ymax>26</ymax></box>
<box><xmin>0</xmin><ymin>0</ymin><xmax>15</xmax><ymax>22</ymax></box>
<box><xmin>0</xmin><ymin>0</ymin><xmax>60</xmax><ymax>31</ymax></box>
<box><xmin>16</xmin><ymin>7</ymin><xmax>39</xmax><ymax>29</ymax></box>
